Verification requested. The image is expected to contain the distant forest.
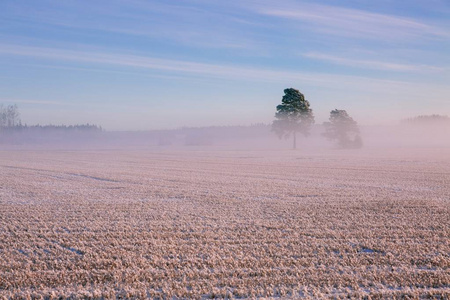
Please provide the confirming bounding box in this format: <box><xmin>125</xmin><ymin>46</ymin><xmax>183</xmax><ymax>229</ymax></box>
<box><xmin>1</xmin><ymin>123</ymin><xmax>102</xmax><ymax>132</ymax></box>
<box><xmin>0</xmin><ymin>104</ymin><xmax>102</xmax><ymax>145</ymax></box>
<box><xmin>402</xmin><ymin>114</ymin><xmax>450</xmax><ymax>124</ymax></box>
<box><xmin>0</xmin><ymin>104</ymin><xmax>102</xmax><ymax>132</ymax></box>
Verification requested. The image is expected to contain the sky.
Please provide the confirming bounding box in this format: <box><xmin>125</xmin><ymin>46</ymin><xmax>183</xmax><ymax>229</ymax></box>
<box><xmin>0</xmin><ymin>0</ymin><xmax>449</xmax><ymax>130</ymax></box>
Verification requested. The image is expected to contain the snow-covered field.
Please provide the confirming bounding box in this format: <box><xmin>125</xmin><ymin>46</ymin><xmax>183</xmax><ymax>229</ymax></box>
<box><xmin>0</xmin><ymin>148</ymin><xmax>449</xmax><ymax>298</ymax></box>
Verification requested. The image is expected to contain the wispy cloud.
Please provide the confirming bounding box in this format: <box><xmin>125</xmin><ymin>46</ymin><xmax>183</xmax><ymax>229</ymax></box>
<box><xmin>0</xmin><ymin>98</ymin><xmax>74</xmax><ymax>106</ymax></box>
<box><xmin>0</xmin><ymin>44</ymin><xmax>418</xmax><ymax>91</ymax></box>
<box><xmin>1</xmin><ymin>43</ymin><xmax>449</xmax><ymax>114</ymax></box>
<box><xmin>15</xmin><ymin>62</ymin><xmax>204</xmax><ymax>81</ymax></box>
<box><xmin>3</xmin><ymin>0</ymin><xmax>261</xmax><ymax>52</ymax></box>
<box><xmin>302</xmin><ymin>52</ymin><xmax>445</xmax><ymax>72</ymax></box>
<box><xmin>247</xmin><ymin>1</ymin><xmax>448</xmax><ymax>40</ymax></box>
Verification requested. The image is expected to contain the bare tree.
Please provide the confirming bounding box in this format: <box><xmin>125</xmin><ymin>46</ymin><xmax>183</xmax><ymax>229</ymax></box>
<box><xmin>0</xmin><ymin>104</ymin><xmax>21</xmax><ymax>128</ymax></box>
<box><xmin>0</xmin><ymin>104</ymin><xmax>5</xmax><ymax>128</ymax></box>
<box><xmin>7</xmin><ymin>104</ymin><xmax>20</xmax><ymax>127</ymax></box>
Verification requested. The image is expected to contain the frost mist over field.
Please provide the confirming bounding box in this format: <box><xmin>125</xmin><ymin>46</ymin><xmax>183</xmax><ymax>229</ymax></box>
<box><xmin>0</xmin><ymin>147</ymin><xmax>449</xmax><ymax>298</ymax></box>
<box><xmin>1</xmin><ymin>0</ymin><xmax>449</xmax><ymax>297</ymax></box>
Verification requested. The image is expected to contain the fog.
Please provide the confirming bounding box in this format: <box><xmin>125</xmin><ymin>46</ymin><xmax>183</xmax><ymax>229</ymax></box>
<box><xmin>1</xmin><ymin>121</ymin><xmax>449</xmax><ymax>154</ymax></box>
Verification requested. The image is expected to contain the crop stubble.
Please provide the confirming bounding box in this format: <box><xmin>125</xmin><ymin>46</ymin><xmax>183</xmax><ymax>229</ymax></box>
<box><xmin>0</xmin><ymin>149</ymin><xmax>449</xmax><ymax>298</ymax></box>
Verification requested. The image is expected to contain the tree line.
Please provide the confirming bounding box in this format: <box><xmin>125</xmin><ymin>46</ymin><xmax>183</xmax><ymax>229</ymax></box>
<box><xmin>402</xmin><ymin>114</ymin><xmax>449</xmax><ymax>124</ymax></box>
<box><xmin>0</xmin><ymin>104</ymin><xmax>102</xmax><ymax>132</ymax></box>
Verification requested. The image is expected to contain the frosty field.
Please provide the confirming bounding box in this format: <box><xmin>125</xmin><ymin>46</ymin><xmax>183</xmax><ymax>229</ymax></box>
<box><xmin>0</xmin><ymin>148</ymin><xmax>449</xmax><ymax>299</ymax></box>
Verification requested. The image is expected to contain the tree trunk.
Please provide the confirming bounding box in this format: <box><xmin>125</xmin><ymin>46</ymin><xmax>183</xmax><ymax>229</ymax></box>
<box><xmin>293</xmin><ymin>131</ymin><xmax>297</xmax><ymax>150</ymax></box>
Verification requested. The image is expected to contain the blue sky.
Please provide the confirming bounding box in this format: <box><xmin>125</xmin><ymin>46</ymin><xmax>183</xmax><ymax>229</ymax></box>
<box><xmin>0</xmin><ymin>0</ymin><xmax>449</xmax><ymax>130</ymax></box>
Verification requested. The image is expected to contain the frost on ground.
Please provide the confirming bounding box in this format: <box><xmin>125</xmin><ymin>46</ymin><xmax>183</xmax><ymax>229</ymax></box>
<box><xmin>0</xmin><ymin>148</ymin><xmax>449</xmax><ymax>299</ymax></box>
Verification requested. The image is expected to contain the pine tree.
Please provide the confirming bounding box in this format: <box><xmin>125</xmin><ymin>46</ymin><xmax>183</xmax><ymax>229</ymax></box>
<box><xmin>272</xmin><ymin>88</ymin><xmax>315</xmax><ymax>149</ymax></box>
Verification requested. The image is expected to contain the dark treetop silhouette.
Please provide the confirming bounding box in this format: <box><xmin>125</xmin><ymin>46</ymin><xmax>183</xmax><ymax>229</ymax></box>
<box><xmin>272</xmin><ymin>88</ymin><xmax>315</xmax><ymax>149</ymax></box>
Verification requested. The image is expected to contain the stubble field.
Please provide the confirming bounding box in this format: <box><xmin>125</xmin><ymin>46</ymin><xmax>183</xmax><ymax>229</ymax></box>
<box><xmin>0</xmin><ymin>148</ymin><xmax>449</xmax><ymax>299</ymax></box>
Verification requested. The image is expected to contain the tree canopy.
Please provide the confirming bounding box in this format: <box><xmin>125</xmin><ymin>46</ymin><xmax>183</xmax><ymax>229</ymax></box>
<box><xmin>272</xmin><ymin>88</ymin><xmax>314</xmax><ymax>149</ymax></box>
<box><xmin>323</xmin><ymin>109</ymin><xmax>362</xmax><ymax>149</ymax></box>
